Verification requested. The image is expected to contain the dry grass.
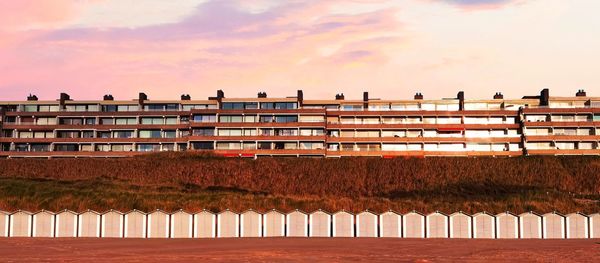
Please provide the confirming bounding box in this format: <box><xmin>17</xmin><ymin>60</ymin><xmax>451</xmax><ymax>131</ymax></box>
<box><xmin>0</xmin><ymin>152</ymin><xmax>598</xmax><ymax>214</ymax></box>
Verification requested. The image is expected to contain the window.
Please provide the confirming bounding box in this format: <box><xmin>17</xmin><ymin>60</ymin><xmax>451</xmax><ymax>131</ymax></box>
<box><xmin>244</xmin><ymin>116</ymin><xmax>256</xmax><ymax>123</ymax></box>
<box><xmin>243</xmin><ymin>129</ymin><xmax>257</xmax><ymax>136</ymax></box>
<box><xmin>243</xmin><ymin>142</ymin><xmax>256</xmax><ymax>149</ymax></box>
<box><xmin>300</xmin><ymin>129</ymin><xmax>325</xmax><ymax>136</ymax></box>
<box><xmin>165</xmin><ymin>117</ymin><xmax>177</xmax><ymax>125</ymax></box>
<box><xmin>36</xmin><ymin>117</ymin><xmax>57</xmax><ymax>125</ymax></box>
<box><xmin>341</xmin><ymin>105</ymin><xmax>362</xmax><ymax>111</ymax></box>
<box><xmin>381</xmin><ymin>131</ymin><xmax>406</xmax><ymax>137</ymax></box>
<box><xmin>19</xmin><ymin>132</ymin><xmax>33</xmax><ymax>138</ymax></box>
<box><xmin>164</xmin><ymin>130</ymin><xmax>178</xmax><ymax>138</ymax></box>
<box><xmin>102</xmin><ymin>105</ymin><xmax>117</xmax><ymax>112</ymax></box>
<box><xmin>82</xmin><ymin>131</ymin><xmax>94</xmax><ymax>138</ymax></box>
<box><xmin>222</xmin><ymin>102</ymin><xmax>245</xmax><ymax>110</ymax></box>
<box><xmin>97</xmin><ymin>131</ymin><xmax>111</xmax><ymax>138</ymax></box>
<box><xmin>260</xmin><ymin>116</ymin><xmax>274</xmax><ymax>123</ymax></box>
<box><xmin>218</xmin><ymin>129</ymin><xmax>243</xmax><ymax>136</ymax></box>
<box><xmin>23</xmin><ymin>105</ymin><xmax>38</xmax><ymax>112</ymax></box>
<box><xmin>99</xmin><ymin>118</ymin><xmax>114</xmax><ymax>125</ymax></box>
<box><xmin>299</xmin><ymin>142</ymin><xmax>324</xmax><ymax>150</ymax></box>
<box><xmin>180</xmin><ymin>116</ymin><xmax>190</xmax><ymax>123</ymax></box>
<box><xmin>30</xmin><ymin>144</ymin><xmax>50</xmax><ymax>152</ymax></box>
<box><xmin>182</xmin><ymin>104</ymin><xmax>210</xmax><ymax>110</ymax></box>
<box><xmin>15</xmin><ymin>144</ymin><xmax>29</xmax><ymax>151</ymax></box>
<box><xmin>38</xmin><ymin>105</ymin><xmax>59</xmax><ymax>112</ymax></box>
<box><xmin>55</xmin><ymin>144</ymin><xmax>78</xmax><ymax>151</ymax></box>
<box><xmin>60</xmin><ymin>118</ymin><xmax>84</xmax><ymax>125</ymax></box>
<box><xmin>115</xmin><ymin>118</ymin><xmax>136</xmax><ymax>125</ymax></box>
<box><xmin>85</xmin><ymin>118</ymin><xmax>96</xmax><ymax>125</ymax></box>
<box><xmin>141</xmin><ymin>117</ymin><xmax>164</xmax><ymax>125</ymax></box>
<box><xmin>139</xmin><ymin>130</ymin><xmax>161</xmax><ymax>138</ymax></box>
<box><xmin>216</xmin><ymin>142</ymin><xmax>241</xmax><ymax>150</ymax></box>
<box><xmin>258</xmin><ymin>142</ymin><xmax>272</xmax><ymax>149</ymax></box>
<box><xmin>111</xmin><ymin>144</ymin><xmax>133</xmax><ymax>152</ymax></box>
<box><xmin>382</xmin><ymin>144</ymin><xmax>407</xmax><ymax>151</ymax></box>
<box><xmin>219</xmin><ymin>115</ymin><xmax>243</xmax><ymax>123</ymax></box>
<box><xmin>137</xmin><ymin>144</ymin><xmax>161</xmax><ymax>151</ymax></box>
<box><xmin>275</xmin><ymin>129</ymin><xmax>297</xmax><ymax>136</ymax></box>
<box><xmin>162</xmin><ymin>144</ymin><xmax>175</xmax><ymax>151</ymax></box>
<box><xmin>95</xmin><ymin>144</ymin><xmax>111</xmax><ymax>152</ymax></box>
<box><xmin>192</xmin><ymin>128</ymin><xmax>215</xmax><ymax>136</ymax></box>
<box><xmin>113</xmin><ymin>131</ymin><xmax>134</xmax><ymax>138</ymax></box>
<box><xmin>117</xmin><ymin>105</ymin><xmax>138</xmax><ymax>112</ymax></box>
<box><xmin>193</xmin><ymin>115</ymin><xmax>216</xmax><ymax>123</ymax></box>
<box><xmin>57</xmin><ymin>131</ymin><xmax>80</xmax><ymax>138</ymax></box>
<box><xmin>192</xmin><ymin>142</ymin><xmax>214</xmax><ymax>150</ymax></box>
<box><xmin>275</xmin><ymin>116</ymin><xmax>298</xmax><ymax>123</ymax></box>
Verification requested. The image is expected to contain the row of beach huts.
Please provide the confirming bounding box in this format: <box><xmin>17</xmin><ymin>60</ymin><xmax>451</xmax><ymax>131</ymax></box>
<box><xmin>1</xmin><ymin>209</ymin><xmax>599</xmax><ymax>239</ymax></box>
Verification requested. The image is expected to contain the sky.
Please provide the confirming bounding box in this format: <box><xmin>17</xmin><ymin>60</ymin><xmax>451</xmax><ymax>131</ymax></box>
<box><xmin>0</xmin><ymin>0</ymin><xmax>599</xmax><ymax>101</ymax></box>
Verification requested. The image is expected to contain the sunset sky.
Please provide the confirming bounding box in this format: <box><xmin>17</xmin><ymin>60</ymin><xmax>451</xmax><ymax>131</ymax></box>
<box><xmin>1</xmin><ymin>0</ymin><xmax>598</xmax><ymax>101</ymax></box>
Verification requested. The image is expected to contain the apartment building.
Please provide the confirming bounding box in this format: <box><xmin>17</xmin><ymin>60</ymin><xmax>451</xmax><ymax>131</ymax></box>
<box><xmin>0</xmin><ymin>89</ymin><xmax>598</xmax><ymax>158</ymax></box>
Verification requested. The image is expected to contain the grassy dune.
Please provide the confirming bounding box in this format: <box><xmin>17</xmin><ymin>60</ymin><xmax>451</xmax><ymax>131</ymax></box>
<box><xmin>0</xmin><ymin>152</ymin><xmax>598</xmax><ymax>214</ymax></box>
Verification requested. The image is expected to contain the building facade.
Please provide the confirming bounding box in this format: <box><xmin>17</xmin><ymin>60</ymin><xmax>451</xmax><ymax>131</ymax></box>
<box><xmin>0</xmin><ymin>89</ymin><xmax>599</xmax><ymax>158</ymax></box>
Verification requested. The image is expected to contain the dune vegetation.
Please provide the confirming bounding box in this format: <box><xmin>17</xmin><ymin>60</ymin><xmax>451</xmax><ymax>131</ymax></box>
<box><xmin>0</xmin><ymin>152</ymin><xmax>598</xmax><ymax>214</ymax></box>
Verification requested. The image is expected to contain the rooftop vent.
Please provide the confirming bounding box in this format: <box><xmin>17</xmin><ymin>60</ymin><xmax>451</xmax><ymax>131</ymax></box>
<box><xmin>27</xmin><ymin>94</ymin><xmax>38</xmax><ymax>101</ymax></box>
<box><xmin>493</xmin><ymin>92</ymin><xmax>504</xmax><ymax>99</ymax></box>
<box><xmin>576</xmin><ymin>89</ymin><xmax>586</xmax><ymax>97</ymax></box>
<box><xmin>138</xmin><ymin>92</ymin><xmax>148</xmax><ymax>101</ymax></box>
<box><xmin>335</xmin><ymin>93</ymin><xmax>345</xmax><ymax>100</ymax></box>
<box><xmin>414</xmin><ymin>92</ymin><xmax>423</xmax><ymax>100</ymax></box>
<box><xmin>103</xmin><ymin>94</ymin><xmax>114</xmax><ymax>101</ymax></box>
<box><xmin>181</xmin><ymin>94</ymin><xmax>191</xmax><ymax>100</ymax></box>
<box><xmin>257</xmin><ymin>92</ymin><xmax>267</xmax><ymax>98</ymax></box>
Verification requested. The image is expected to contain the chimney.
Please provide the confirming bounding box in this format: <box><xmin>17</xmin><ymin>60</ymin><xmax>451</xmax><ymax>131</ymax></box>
<box><xmin>540</xmin><ymin>88</ymin><xmax>549</xmax><ymax>106</ymax></box>
<box><xmin>576</xmin><ymin>89</ymin><xmax>586</xmax><ymax>97</ymax></box>
<box><xmin>59</xmin><ymin>93</ymin><xmax>70</xmax><ymax>109</ymax></box>
<box><xmin>457</xmin><ymin>91</ymin><xmax>465</xmax><ymax>111</ymax></box>
<box><xmin>335</xmin><ymin>93</ymin><xmax>345</xmax><ymax>100</ymax></box>
<box><xmin>103</xmin><ymin>94</ymin><xmax>114</xmax><ymax>101</ymax></box>
<box><xmin>363</xmin><ymin>92</ymin><xmax>369</xmax><ymax>108</ymax></box>
<box><xmin>297</xmin><ymin>90</ymin><xmax>304</xmax><ymax>106</ymax></box>
<box><xmin>217</xmin><ymin>90</ymin><xmax>225</xmax><ymax>99</ymax></box>
<box><xmin>414</xmin><ymin>92</ymin><xmax>423</xmax><ymax>100</ymax></box>
<box><xmin>257</xmin><ymin>92</ymin><xmax>267</xmax><ymax>98</ymax></box>
<box><xmin>27</xmin><ymin>94</ymin><xmax>38</xmax><ymax>101</ymax></box>
<box><xmin>493</xmin><ymin>92</ymin><xmax>504</xmax><ymax>99</ymax></box>
<box><xmin>181</xmin><ymin>94</ymin><xmax>191</xmax><ymax>100</ymax></box>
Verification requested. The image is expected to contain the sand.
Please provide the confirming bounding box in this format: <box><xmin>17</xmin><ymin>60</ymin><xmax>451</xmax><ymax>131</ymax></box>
<box><xmin>1</xmin><ymin>238</ymin><xmax>599</xmax><ymax>262</ymax></box>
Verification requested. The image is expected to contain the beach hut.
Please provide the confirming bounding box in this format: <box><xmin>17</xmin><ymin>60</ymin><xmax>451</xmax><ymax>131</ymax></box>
<box><xmin>519</xmin><ymin>211</ymin><xmax>542</xmax><ymax>239</ymax></box>
<box><xmin>101</xmin><ymin>210</ymin><xmax>124</xmax><ymax>238</ymax></box>
<box><xmin>332</xmin><ymin>211</ymin><xmax>354</xmax><ymax>237</ymax></box>
<box><xmin>590</xmin><ymin>213</ymin><xmax>600</xmax><ymax>238</ymax></box>
<box><xmin>170</xmin><ymin>210</ymin><xmax>193</xmax><ymax>238</ymax></box>
<box><xmin>9</xmin><ymin>210</ymin><xmax>32</xmax><ymax>237</ymax></box>
<box><xmin>0</xmin><ymin>211</ymin><xmax>9</xmax><ymax>237</ymax></box>
<box><xmin>55</xmin><ymin>210</ymin><xmax>78</xmax><ymax>237</ymax></box>
<box><xmin>124</xmin><ymin>210</ymin><xmax>147</xmax><ymax>238</ymax></box>
<box><xmin>565</xmin><ymin>212</ymin><xmax>588</xmax><ymax>239</ymax></box>
<box><xmin>194</xmin><ymin>210</ymin><xmax>216</xmax><ymax>238</ymax></box>
<box><xmin>241</xmin><ymin>209</ymin><xmax>262</xmax><ymax>238</ymax></box>
<box><xmin>286</xmin><ymin>210</ymin><xmax>308</xmax><ymax>237</ymax></box>
<box><xmin>403</xmin><ymin>211</ymin><xmax>425</xmax><ymax>238</ymax></box>
<box><xmin>542</xmin><ymin>212</ymin><xmax>565</xmax><ymax>239</ymax></box>
<box><xmin>426</xmin><ymin>211</ymin><xmax>449</xmax><ymax>238</ymax></box>
<box><xmin>495</xmin><ymin>212</ymin><xmax>518</xmax><ymax>239</ymax></box>
<box><xmin>379</xmin><ymin>210</ymin><xmax>401</xmax><ymax>238</ymax></box>
<box><xmin>78</xmin><ymin>210</ymin><xmax>101</xmax><ymax>237</ymax></box>
<box><xmin>32</xmin><ymin>210</ymin><xmax>55</xmax><ymax>237</ymax></box>
<box><xmin>217</xmin><ymin>210</ymin><xmax>239</xmax><ymax>238</ymax></box>
<box><xmin>356</xmin><ymin>210</ymin><xmax>378</xmax><ymax>237</ymax></box>
<box><xmin>472</xmin><ymin>212</ymin><xmax>495</xmax><ymax>239</ymax></box>
<box><xmin>449</xmin><ymin>211</ymin><xmax>472</xmax><ymax>238</ymax></box>
<box><xmin>263</xmin><ymin>209</ymin><xmax>285</xmax><ymax>237</ymax></box>
<box><xmin>147</xmin><ymin>209</ymin><xmax>170</xmax><ymax>238</ymax></box>
<box><xmin>309</xmin><ymin>210</ymin><xmax>331</xmax><ymax>237</ymax></box>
